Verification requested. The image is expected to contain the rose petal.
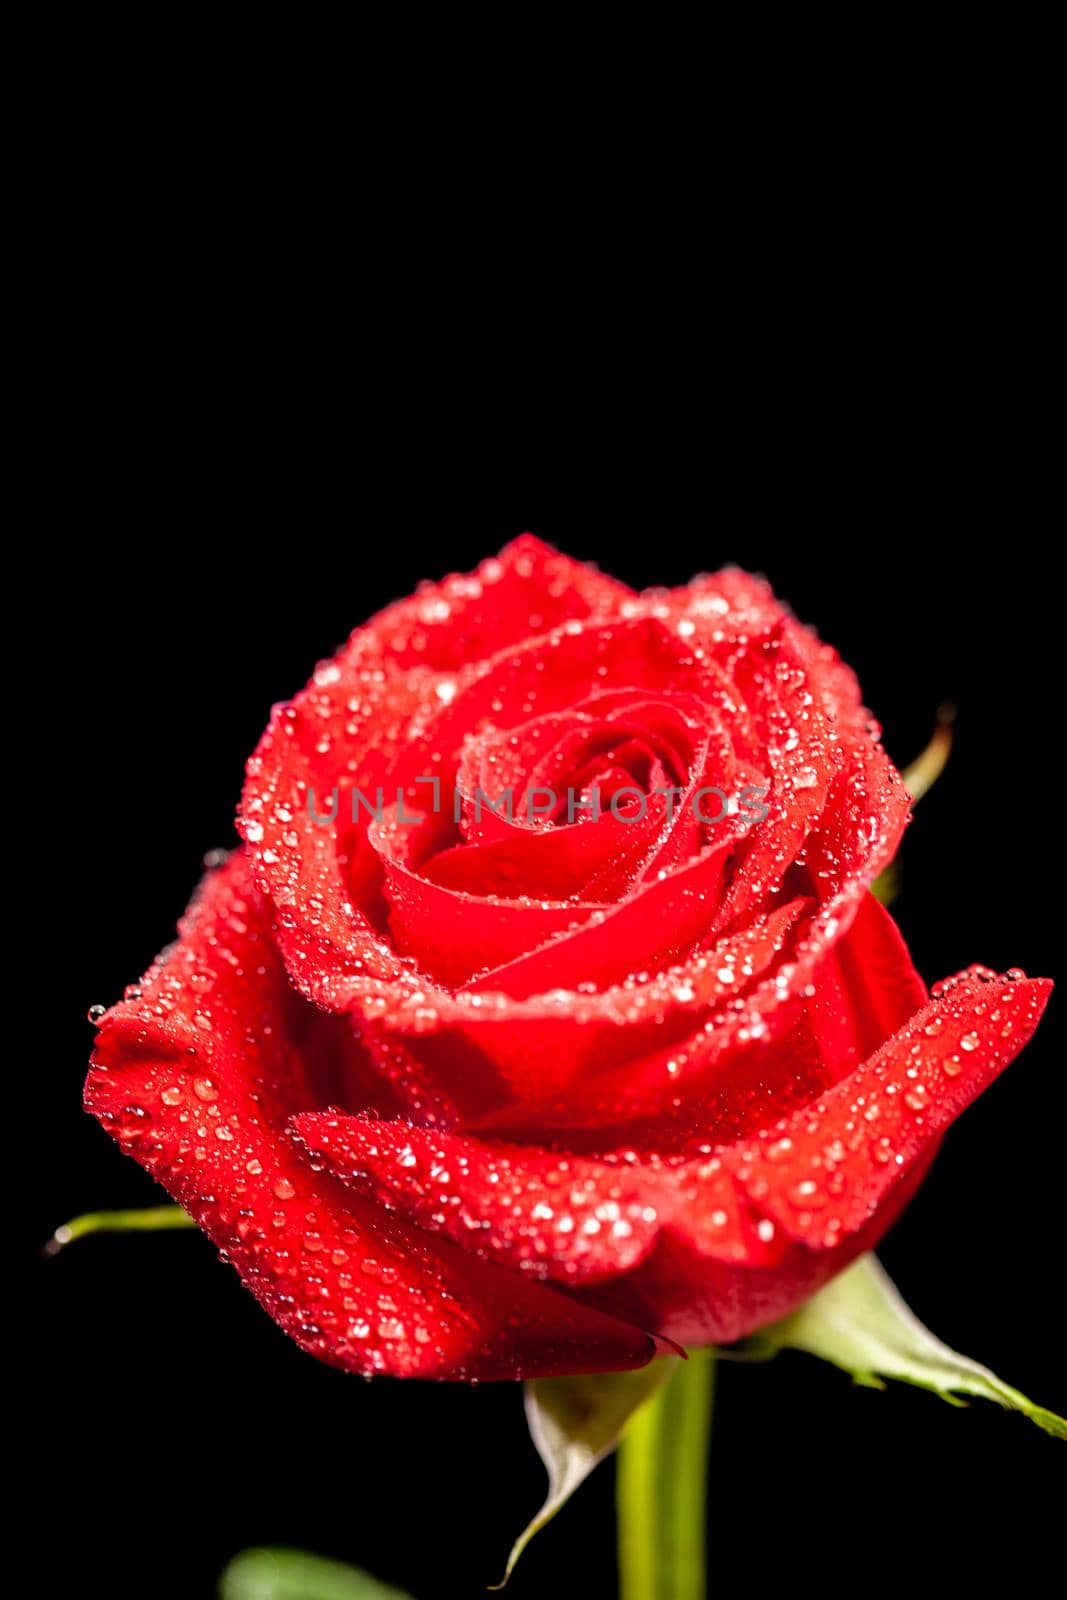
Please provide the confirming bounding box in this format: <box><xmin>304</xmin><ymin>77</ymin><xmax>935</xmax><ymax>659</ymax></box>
<box><xmin>84</xmin><ymin>851</ymin><xmax>654</xmax><ymax>1379</ymax></box>
<box><xmin>239</xmin><ymin>537</ymin><xmax>633</xmax><ymax>1012</ymax></box>
<box><xmin>376</xmin><ymin>898</ymin><xmax>810</xmax><ymax>1124</ymax></box>
<box><xmin>735</xmin><ymin>969</ymin><xmax>1052</xmax><ymax>1248</ymax></box>
<box><xmin>291</xmin><ymin>1114</ymin><xmax>664</xmax><ymax>1284</ymax></box>
<box><xmin>368</xmin><ymin>805</ymin><xmax>603</xmax><ymax>989</ymax></box>
<box><xmin>465</xmin><ymin>896</ymin><xmax>929</xmax><ymax>1143</ymax></box>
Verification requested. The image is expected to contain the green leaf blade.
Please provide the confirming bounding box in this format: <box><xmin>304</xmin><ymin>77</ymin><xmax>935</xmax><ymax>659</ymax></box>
<box><xmin>219</xmin><ymin>1547</ymin><xmax>412</xmax><ymax>1600</ymax></box>
<box><xmin>45</xmin><ymin>1204</ymin><xmax>197</xmax><ymax>1254</ymax></box>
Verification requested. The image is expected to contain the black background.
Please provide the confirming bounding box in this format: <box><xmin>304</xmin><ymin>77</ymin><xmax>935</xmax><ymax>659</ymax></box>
<box><xmin>28</xmin><ymin>453</ymin><xmax>1063</xmax><ymax>1598</ymax></box>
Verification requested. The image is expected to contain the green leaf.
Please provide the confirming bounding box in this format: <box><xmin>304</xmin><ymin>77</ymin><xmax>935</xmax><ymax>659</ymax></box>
<box><xmin>745</xmin><ymin>1253</ymin><xmax>1064</xmax><ymax>1439</ymax></box>
<box><xmin>44</xmin><ymin>1204</ymin><xmax>197</xmax><ymax>1254</ymax></box>
<box><xmin>900</xmin><ymin>705</ymin><xmax>955</xmax><ymax>803</ymax></box>
<box><xmin>498</xmin><ymin>1358</ymin><xmax>677</xmax><ymax>1587</ymax></box>
<box><xmin>873</xmin><ymin>708</ymin><xmax>955</xmax><ymax>906</ymax></box>
<box><xmin>219</xmin><ymin>1547</ymin><xmax>412</xmax><ymax>1600</ymax></box>
<box><xmin>870</xmin><ymin>862</ymin><xmax>901</xmax><ymax>906</ymax></box>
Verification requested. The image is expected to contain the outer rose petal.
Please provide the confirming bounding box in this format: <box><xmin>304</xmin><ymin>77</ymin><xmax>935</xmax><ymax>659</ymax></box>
<box><xmin>287</xmin><ymin>963</ymin><xmax>1043</xmax><ymax>1349</ymax></box>
<box><xmin>372</xmin><ymin>532</ymin><xmax>635</xmax><ymax>672</ymax></box>
<box><xmin>587</xmin><ymin>1159</ymin><xmax>932</xmax><ymax>1347</ymax></box>
<box><xmin>289</xmin><ymin>946</ymin><xmax>1050</xmax><ymax>1348</ymax></box>
<box><xmin>83</xmin><ymin>851</ymin><xmax>654</xmax><ymax>1380</ymax></box>
<box><xmin>672</xmin><ymin>568</ymin><xmax>869</xmax><ymax>738</ymax></box>
<box><xmin>577</xmin><ymin>967</ymin><xmax>1049</xmax><ymax>1346</ymax></box>
<box><xmin>287</xmin><ymin>1114</ymin><xmax>791</xmax><ymax>1295</ymax></box>
<box><xmin>290</xmin><ymin>1114</ymin><xmax>664</xmax><ymax>1284</ymax></box>
<box><xmin>733</xmin><ymin>969</ymin><xmax>1052</xmax><ymax>1248</ymax></box>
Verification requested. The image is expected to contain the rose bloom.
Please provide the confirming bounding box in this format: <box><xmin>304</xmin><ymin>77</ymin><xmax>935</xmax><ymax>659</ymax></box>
<box><xmin>85</xmin><ymin>537</ymin><xmax>1049</xmax><ymax>1379</ymax></box>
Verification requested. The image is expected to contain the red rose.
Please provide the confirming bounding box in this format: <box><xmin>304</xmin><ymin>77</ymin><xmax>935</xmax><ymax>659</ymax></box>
<box><xmin>85</xmin><ymin>536</ymin><xmax>1050</xmax><ymax>1380</ymax></box>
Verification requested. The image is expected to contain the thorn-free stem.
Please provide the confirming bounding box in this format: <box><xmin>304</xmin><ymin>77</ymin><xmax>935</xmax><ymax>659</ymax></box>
<box><xmin>616</xmin><ymin>1347</ymin><xmax>716</xmax><ymax>1600</ymax></box>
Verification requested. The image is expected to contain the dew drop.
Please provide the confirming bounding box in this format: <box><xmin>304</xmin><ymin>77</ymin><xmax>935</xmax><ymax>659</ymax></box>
<box><xmin>788</xmin><ymin>1179</ymin><xmax>823</xmax><ymax>1206</ymax></box>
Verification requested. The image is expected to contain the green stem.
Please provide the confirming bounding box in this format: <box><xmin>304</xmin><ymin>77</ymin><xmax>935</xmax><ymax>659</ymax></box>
<box><xmin>616</xmin><ymin>1348</ymin><xmax>716</xmax><ymax>1600</ymax></box>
